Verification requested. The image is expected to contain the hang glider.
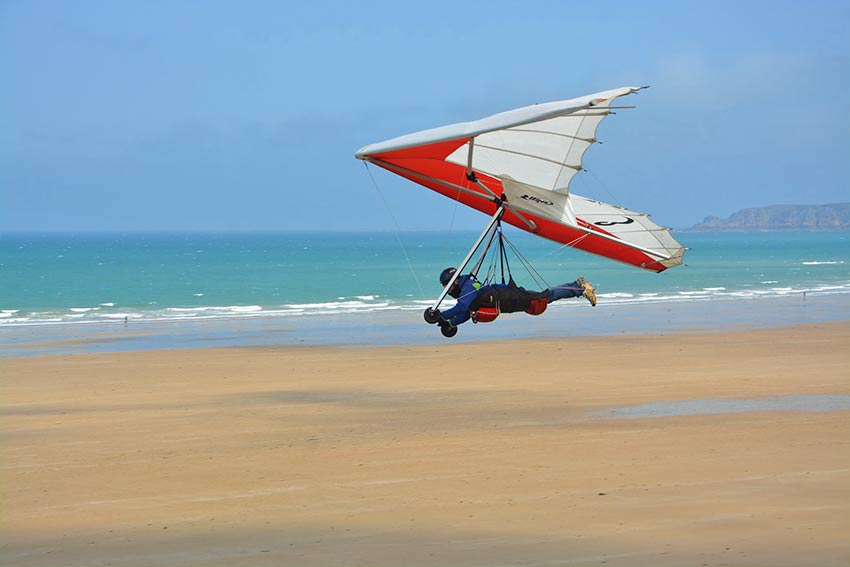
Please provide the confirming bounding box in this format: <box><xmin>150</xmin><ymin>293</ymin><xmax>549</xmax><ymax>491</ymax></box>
<box><xmin>356</xmin><ymin>86</ymin><xmax>685</xmax><ymax>272</ymax></box>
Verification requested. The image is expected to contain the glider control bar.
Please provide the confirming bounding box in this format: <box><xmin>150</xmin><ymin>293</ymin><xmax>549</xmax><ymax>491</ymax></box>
<box><xmin>428</xmin><ymin>204</ymin><xmax>506</xmax><ymax>311</ymax></box>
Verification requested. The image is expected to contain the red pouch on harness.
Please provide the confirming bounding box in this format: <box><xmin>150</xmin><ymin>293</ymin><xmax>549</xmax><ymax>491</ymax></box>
<box><xmin>471</xmin><ymin>306</ymin><xmax>500</xmax><ymax>323</ymax></box>
<box><xmin>524</xmin><ymin>298</ymin><xmax>548</xmax><ymax>316</ymax></box>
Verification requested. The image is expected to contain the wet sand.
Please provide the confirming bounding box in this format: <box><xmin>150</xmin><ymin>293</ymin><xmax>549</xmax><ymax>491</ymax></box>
<box><xmin>2</xmin><ymin>322</ymin><xmax>849</xmax><ymax>566</ymax></box>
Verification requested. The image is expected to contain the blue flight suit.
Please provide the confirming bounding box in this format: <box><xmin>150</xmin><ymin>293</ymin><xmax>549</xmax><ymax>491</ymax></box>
<box><xmin>440</xmin><ymin>275</ymin><xmax>584</xmax><ymax>326</ymax></box>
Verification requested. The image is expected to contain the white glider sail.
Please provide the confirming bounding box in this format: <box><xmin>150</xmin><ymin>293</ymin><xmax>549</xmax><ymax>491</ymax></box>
<box><xmin>356</xmin><ymin>86</ymin><xmax>685</xmax><ymax>272</ymax></box>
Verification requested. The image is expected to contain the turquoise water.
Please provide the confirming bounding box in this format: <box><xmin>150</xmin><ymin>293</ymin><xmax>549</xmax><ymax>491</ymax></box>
<box><xmin>1</xmin><ymin>231</ymin><xmax>849</xmax><ymax>326</ymax></box>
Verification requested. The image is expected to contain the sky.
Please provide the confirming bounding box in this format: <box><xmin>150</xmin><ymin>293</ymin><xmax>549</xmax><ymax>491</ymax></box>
<box><xmin>1</xmin><ymin>0</ymin><xmax>848</xmax><ymax>231</ymax></box>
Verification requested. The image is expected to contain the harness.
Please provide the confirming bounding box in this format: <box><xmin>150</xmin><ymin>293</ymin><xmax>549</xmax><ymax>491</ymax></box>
<box><xmin>462</xmin><ymin>221</ymin><xmax>549</xmax><ymax>324</ymax></box>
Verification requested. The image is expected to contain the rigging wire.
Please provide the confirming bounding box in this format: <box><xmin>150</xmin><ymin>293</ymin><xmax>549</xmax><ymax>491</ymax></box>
<box><xmin>447</xmin><ymin>147</ymin><xmax>472</xmax><ymax>233</ymax></box>
<box><xmin>362</xmin><ymin>162</ymin><xmax>426</xmax><ymax>300</ymax></box>
<box><xmin>526</xmin><ymin>232</ymin><xmax>590</xmax><ymax>265</ymax></box>
<box><xmin>500</xmin><ymin>232</ymin><xmax>551</xmax><ymax>290</ymax></box>
<box><xmin>471</xmin><ymin>221</ymin><xmax>551</xmax><ymax>291</ymax></box>
<box><xmin>447</xmin><ymin>182</ymin><xmax>463</xmax><ymax>233</ymax></box>
<box><xmin>584</xmin><ymin>167</ymin><xmax>622</xmax><ymax>209</ymax></box>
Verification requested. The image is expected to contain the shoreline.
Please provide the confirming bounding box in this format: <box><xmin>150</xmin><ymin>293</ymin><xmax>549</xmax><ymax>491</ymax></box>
<box><xmin>3</xmin><ymin>321</ymin><xmax>850</xmax><ymax>566</ymax></box>
<box><xmin>2</xmin><ymin>293</ymin><xmax>850</xmax><ymax>358</ymax></box>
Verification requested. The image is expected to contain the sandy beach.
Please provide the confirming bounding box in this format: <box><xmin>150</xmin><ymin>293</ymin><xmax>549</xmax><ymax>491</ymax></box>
<box><xmin>2</xmin><ymin>321</ymin><xmax>849</xmax><ymax>566</ymax></box>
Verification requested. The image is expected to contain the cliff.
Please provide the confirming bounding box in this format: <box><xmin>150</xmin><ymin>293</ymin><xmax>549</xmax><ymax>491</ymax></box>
<box><xmin>687</xmin><ymin>203</ymin><xmax>850</xmax><ymax>232</ymax></box>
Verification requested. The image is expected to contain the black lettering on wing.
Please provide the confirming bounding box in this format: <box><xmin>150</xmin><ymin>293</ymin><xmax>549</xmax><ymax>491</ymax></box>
<box><xmin>595</xmin><ymin>217</ymin><xmax>635</xmax><ymax>226</ymax></box>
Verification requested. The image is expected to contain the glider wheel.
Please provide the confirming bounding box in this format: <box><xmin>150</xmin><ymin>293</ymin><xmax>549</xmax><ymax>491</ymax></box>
<box><xmin>440</xmin><ymin>324</ymin><xmax>458</xmax><ymax>338</ymax></box>
<box><xmin>423</xmin><ymin>308</ymin><xmax>441</xmax><ymax>324</ymax></box>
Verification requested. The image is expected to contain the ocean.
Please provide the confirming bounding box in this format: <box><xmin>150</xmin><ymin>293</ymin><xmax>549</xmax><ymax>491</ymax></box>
<box><xmin>2</xmin><ymin>230</ymin><xmax>849</xmax><ymax>355</ymax></box>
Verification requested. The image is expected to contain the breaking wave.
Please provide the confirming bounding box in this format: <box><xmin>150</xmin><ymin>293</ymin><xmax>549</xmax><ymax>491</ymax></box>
<box><xmin>2</xmin><ymin>282</ymin><xmax>849</xmax><ymax>328</ymax></box>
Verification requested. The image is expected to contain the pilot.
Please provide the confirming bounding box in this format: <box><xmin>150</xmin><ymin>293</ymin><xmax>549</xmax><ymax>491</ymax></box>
<box><xmin>435</xmin><ymin>267</ymin><xmax>596</xmax><ymax>329</ymax></box>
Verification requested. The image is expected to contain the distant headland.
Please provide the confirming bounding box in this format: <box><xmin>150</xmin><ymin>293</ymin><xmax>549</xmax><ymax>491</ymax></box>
<box><xmin>684</xmin><ymin>203</ymin><xmax>850</xmax><ymax>232</ymax></box>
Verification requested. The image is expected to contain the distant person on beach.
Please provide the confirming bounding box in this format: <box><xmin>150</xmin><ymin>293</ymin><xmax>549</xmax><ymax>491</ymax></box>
<box><xmin>433</xmin><ymin>267</ymin><xmax>597</xmax><ymax>329</ymax></box>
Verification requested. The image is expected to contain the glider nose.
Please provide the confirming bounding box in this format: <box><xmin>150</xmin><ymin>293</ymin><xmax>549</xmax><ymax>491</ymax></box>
<box><xmin>355</xmin><ymin>145</ymin><xmax>372</xmax><ymax>160</ymax></box>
